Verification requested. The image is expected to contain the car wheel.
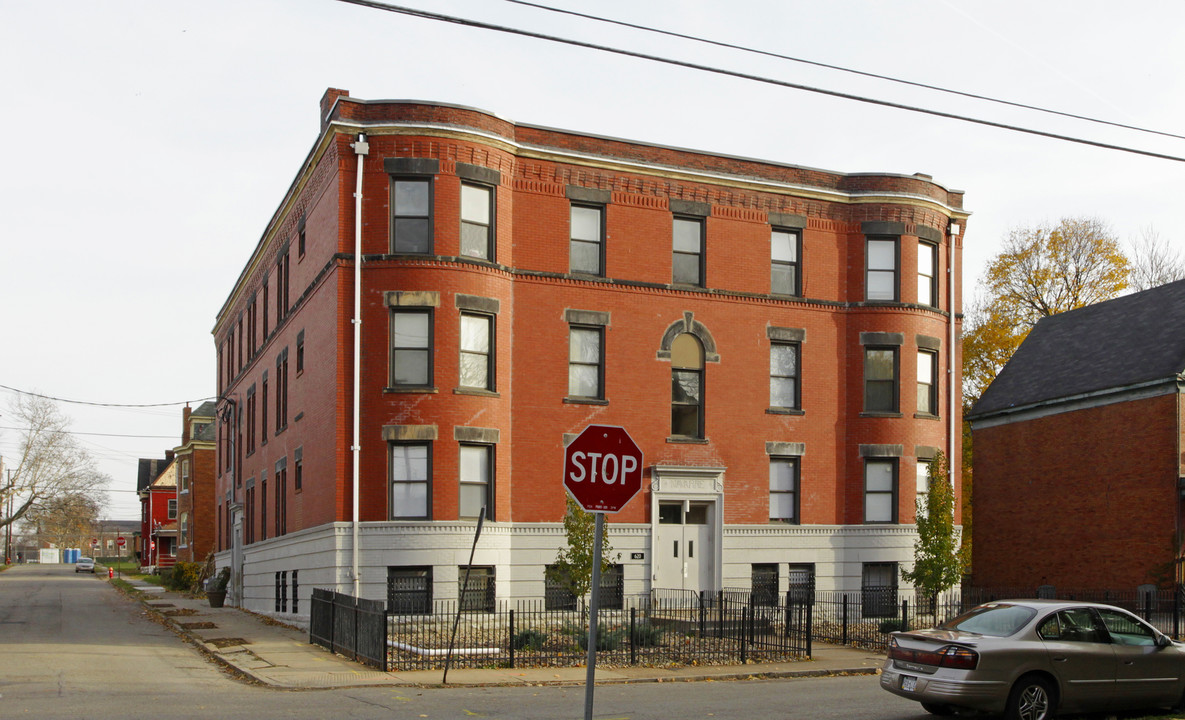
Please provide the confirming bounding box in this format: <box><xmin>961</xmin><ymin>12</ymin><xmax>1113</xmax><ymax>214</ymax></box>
<box><xmin>920</xmin><ymin>702</ymin><xmax>957</xmax><ymax>716</ymax></box>
<box><xmin>1006</xmin><ymin>675</ymin><xmax>1055</xmax><ymax>720</ymax></box>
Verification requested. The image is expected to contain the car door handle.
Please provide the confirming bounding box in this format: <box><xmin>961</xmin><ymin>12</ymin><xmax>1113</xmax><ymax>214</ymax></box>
<box><xmin>1052</xmin><ymin>656</ymin><xmax>1068</xmax><ymax>662</ymax></box>
<box><xmin>1123</xmin><ymin>660</ymin><xmax>1135</xmax><ymax>666</ymax></box>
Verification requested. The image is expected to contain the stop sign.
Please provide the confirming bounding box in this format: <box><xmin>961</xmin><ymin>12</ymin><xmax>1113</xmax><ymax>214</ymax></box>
<box><xmin>563</xmin><ymin>425</ymin><xmax>643</xmax><ymax>513</ymax></box>
<box><xmin>116</xmin><ymin>537</ymin><xmax>126</xmax><ymax>547</ymax></box>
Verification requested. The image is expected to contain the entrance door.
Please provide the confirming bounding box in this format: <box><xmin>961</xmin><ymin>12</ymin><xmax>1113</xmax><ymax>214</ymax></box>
<box><xmin>655</xmin><ymin>500</ymin><xmax>714</xmax><ymax>594</ymax></box>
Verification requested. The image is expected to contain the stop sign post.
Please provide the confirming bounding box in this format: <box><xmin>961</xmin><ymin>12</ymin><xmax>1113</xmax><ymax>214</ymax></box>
<box><xmin>563</xmin><ymin>425</ymin><xmax>642</xmax><ymax>720</ymax></box>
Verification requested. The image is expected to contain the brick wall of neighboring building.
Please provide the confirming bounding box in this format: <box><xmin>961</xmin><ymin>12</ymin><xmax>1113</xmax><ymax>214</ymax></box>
<box><xmin>212</xmin><ymin>90</ymin><xmax>968</xmax><ymax>608</ymax></box>
<box><xmin>973</xmin><ymin>392</ymin><xmax>1181</xmax><ymax>590</ymax></box>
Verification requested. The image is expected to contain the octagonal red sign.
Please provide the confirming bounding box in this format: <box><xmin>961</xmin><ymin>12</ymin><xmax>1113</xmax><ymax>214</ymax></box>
<box><xmin>563</xmin><ymin>425</ymin><xmax>643</xmax><ymax>513</ymax></box>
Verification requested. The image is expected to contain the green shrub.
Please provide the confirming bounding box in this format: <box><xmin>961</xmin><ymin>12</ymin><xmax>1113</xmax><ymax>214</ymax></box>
<box><xmin>630</xmin><ymin>621</ymin><xmax>664</xmax><ymax>647</ymax></box>
<box><xmin>511</xmin><ymin>628</ymin><xmax>547</xmax><ymax>651</ymax></box>
<box><xmin>879</xmin><ymin>618</ymin><xmax>906</xmax><ymax>634</ymax></box>
<box><xmin>575</xmin><ymin>623</ymin><xmax>623</xmax><ymax>651</ymax></box>
<box><xmin>164</xmin><ymin>561</ymin><xmax>204</xmax><ymax>592</ymax></box>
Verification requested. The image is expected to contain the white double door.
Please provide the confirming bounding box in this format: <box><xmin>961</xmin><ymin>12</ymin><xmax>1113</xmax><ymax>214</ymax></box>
<box><xmin>654</xmin><ymin>500</ymin><xmax>715</xmax><ymax>594</ymax></box>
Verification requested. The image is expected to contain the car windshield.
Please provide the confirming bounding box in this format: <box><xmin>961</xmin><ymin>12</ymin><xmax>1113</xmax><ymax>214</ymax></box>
<box><xmin>939</xmin><ymin>603</ymin><xmax>1036</xmax><ymax>637</ymax></box>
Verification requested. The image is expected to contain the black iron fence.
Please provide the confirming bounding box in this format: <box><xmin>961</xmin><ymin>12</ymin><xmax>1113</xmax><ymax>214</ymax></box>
<box><xmin>309</xmin><ymin>588</ymin><xmax>387</xmax><ymax>670</ymax></box>
<box><xmin>312</xmin><ymin>584</ymin><xmax>1185</xmax><ymax>672</ymax></box>
<box><xmin>812</xmin><ymin>586</ymin><xmax>1185</xmax><ymax>651</ymax></box>
<box><xmin>387</xmin><ymin>588</ymin><xmax>810</xmax><ymax>671</ymax></box>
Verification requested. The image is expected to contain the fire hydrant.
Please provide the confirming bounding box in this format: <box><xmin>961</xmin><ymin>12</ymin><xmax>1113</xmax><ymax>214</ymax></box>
<box><xmin>108</xmin><ymin>567</ymin><xmax>114</xmax><ymax>579</ymax></box>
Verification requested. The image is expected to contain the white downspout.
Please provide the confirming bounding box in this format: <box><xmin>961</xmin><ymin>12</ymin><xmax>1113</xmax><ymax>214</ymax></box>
<box><xmin>948</xmin><ymin>222</ymin><xmax>959</xmax><ymax>474</ymax></box>
<box><xmin>351</xmin><ymin>132</ymin><xmax>368</xmax><ymax>598</ymax></box>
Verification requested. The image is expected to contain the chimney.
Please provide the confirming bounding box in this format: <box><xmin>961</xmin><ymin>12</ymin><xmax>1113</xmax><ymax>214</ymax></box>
<box><xmin>320</xmin><ymin>88</ymin><xmax>350</xmax><ymax>133</ymax></box>
<box><xmin>182</xmin><ymin>404</ymin><xmax>192</xmax><ymax>444</ymax></box>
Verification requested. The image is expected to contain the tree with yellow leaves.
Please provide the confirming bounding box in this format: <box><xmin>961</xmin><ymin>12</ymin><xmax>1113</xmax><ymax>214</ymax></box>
<box><xmin>963</xmin><ymin>216</ymin><xmax>1130</xmax><ymax>406</ymax></box>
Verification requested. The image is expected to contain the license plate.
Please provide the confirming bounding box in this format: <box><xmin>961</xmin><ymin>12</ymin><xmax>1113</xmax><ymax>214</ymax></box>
<box><xmin>901</xmin><ymin>675</ymin><xmax>918</xmax><ymax>692</ymax></box>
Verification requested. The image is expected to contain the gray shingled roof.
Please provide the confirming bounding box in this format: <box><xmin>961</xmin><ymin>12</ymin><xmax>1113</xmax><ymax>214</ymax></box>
<box><xmin>969</xmin><ymin>278</ymin><xmax>1185</xmax><ymax>418</ymax></box>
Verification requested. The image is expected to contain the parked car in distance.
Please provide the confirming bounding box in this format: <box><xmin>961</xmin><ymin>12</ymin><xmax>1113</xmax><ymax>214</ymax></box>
<box><xmin>75</xmin><ymin>557</ymin><xmax>95</xmax><ymax>573</ymax></box>
<box><xmin>880</xmin><ymin>599</ymin><xmax>1185</xmax><ymax>720</ymax></box>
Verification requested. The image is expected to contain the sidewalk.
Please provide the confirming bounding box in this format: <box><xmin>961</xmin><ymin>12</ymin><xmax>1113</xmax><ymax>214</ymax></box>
<box><xmin>117</xmin><ymin>577</ymin><xmax>884</xmax><ymax>689</ymax></box>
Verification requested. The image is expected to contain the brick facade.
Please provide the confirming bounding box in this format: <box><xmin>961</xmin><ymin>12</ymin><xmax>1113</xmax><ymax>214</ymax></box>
<box><xmin>973</xmin><ymin>392</ymin><xmax>1183</xmax><ymax>590</ymax></box>
<box><xmin>212</xmin><ymin>89</ymin><xmax>967</xmax><ymax>613</ymax></box>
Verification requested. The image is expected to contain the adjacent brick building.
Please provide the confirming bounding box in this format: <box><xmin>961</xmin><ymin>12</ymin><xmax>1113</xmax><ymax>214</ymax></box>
<box><xmin>174</xmin><ymin>402</ymin><xmax>216</xmax><ymax>563</ymax></box>
<box><xmin>968</xmin><ymin>279</ymin><xmax>1185</xmax><ymax>590</ymax></box>
<box><xmin>213</xmin><ymin>89</ymin><xmax>968</xmax><ymax>617</ymax></box>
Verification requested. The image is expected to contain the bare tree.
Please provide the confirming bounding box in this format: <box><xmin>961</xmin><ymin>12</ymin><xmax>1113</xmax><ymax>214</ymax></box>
<box><xmin>22</xmin><ymin>493</ymin><xmax>102</xmax><ymax>550</ymax></box>
<box><xmin>1</xmin><ymin>394</ymin><xmax>108</xmax><ymax>532</ymax></box>
<box><xmin>1128</xmin><ymin>226</ymin><xmax>1185</xmax><ymax>291</ymax></box>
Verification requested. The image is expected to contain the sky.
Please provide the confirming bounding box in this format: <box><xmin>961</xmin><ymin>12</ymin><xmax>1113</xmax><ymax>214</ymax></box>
<box><xmin>2</xmin><ymin>0</ymin><xmax>1184</xmax><ymax>521</ymax></box>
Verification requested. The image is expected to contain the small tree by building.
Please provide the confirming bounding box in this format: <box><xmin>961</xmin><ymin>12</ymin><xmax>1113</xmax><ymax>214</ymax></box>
<box><xmin>903</xmin><ymin>452</ymin><xmax>962</xmax><ymax>613</ymax></box>
<box><xmin>547</xmin><ymin>496</ymin><xmax>620</xmax><ymax>606</ymax></box>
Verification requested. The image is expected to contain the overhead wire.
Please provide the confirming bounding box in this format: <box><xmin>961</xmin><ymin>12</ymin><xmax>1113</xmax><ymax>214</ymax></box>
<box><xmin>501</xmin><ymin>0</ymin><xmax>1185</xmax><ymax>143</ymax></box>
<box><xmin>0</xmin><ymin>384</ymin><xmax>215</xmax><ymax>409</ymax></box>
<box><xmin>332</xmin><ymin>0</ymin><xmax>1185</xmax><ymax>163</ymax></box>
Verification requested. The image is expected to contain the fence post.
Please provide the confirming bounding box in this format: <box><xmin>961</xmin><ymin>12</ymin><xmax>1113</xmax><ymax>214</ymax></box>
<box><xmin>1175</xmin><ymin>587</ymin><xmax>1181</xmax><ymax>640</ymax></box>
<box><xmin>783</xmin><ymin>591</ymin><xmax>791</xmax><ymax>641</ymax></box>
<box><xmin>698</xmin><ymin>591</ymin><xmax>706</xmax><ymax>638</ymax></box>
<box><xmin>900</xmin><ymin>598</ymin><xmax>908</xmax><ymax>633</ymax></box>
<box><xmin>806</xmin><ymin>597</ymin><xmax>813</xmax><ymax>657</ymax></box>
<box><xmin>740</xmin><ymin>606</ymin><xmax>748</xmax><ymax>664</ymax></box>
<box><xmin>509</xmin><ymin>609</ymin><xmax>515</xmax><ymax>669</ymax></box>
<box><xmin>842</xmin><ymin>594</ymin><xmax>849</xmax><ymax>647</ymax></box>
<box><xmin>629</xmin><ymin>607</ymin><xmax>637</xmax><ymax>665</ymax></box>
<box><xmin>353</xmin><ymin>595</ymin><xmax>361</xmax><ymax>661</ymax></box>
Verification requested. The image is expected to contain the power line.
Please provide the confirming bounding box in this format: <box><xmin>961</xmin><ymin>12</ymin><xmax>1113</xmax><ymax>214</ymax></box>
<box><xmin>502</xmin><ymin>0</ymin><xmax>1185</xmax><ymax>143</ymax></box>
<box><xmin>0</xmin><ymin>426</ymin><xmax>180</xmax><ymax>440</ymax></box>
<box><xmin>0</xmin><ymin>384</ymin><xmax>215</xmax><ymax>409</ymax></box>
<box><xmin>333</xmin><ymin>0</ymin><xmax>1185</xmax><ymax>163</ymax></box>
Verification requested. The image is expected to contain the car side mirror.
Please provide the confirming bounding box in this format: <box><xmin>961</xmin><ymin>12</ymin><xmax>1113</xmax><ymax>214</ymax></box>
<box><xmin>1156</xmin><ymin>634</ymin><xmax>1173</xmax><ymax>648</ymax></box>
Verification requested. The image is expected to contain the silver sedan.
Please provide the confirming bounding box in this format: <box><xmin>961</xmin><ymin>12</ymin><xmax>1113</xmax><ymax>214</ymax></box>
<box><xmin>880</xmin><ymin>599</ymin><xmax>1185</xmax><ymax>719</ymax></box>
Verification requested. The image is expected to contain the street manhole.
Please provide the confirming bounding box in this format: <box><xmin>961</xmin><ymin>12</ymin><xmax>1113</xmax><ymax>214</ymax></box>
<box><xmin>179</xmin><ymin>622</ymin><xmax>217</xmax><ymax>630</ymax></box>
<box><xmin>206</xmin><ymin>637</ymin><xmax>250</xmax><ymax>648</ymax></box>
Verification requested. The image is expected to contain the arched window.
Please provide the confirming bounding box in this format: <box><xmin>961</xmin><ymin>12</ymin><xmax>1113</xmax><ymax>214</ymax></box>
<box><xmin>671</xmin><ymin>333</ymin><xmax>704</xmax><ymax>438</ymax></box>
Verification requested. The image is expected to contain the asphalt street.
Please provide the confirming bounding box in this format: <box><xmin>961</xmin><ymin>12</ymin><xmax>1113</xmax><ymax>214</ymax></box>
<box><xmin>0</xmin><ymin>564</ymin><xmax>932</xmax><ymax>719</ymax></box>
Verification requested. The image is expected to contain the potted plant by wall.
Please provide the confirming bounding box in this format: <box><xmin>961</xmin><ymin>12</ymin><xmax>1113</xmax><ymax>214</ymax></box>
<box><xmin>206</xmin><ymin>567</ymin><xmax>231</xmax><ymax>608</ymax></box>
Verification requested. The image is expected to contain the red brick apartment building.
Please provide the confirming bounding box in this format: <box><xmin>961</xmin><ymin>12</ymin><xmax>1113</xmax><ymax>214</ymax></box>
<box><xmin>968</xmin><ymin>280</ymin><xmax>1185</xmax><ymax>591</ymax></box>
<box><xmin>212</xmin><ymin>88</ymin><xmax>968</xmax><ymax>617</ymax></box>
